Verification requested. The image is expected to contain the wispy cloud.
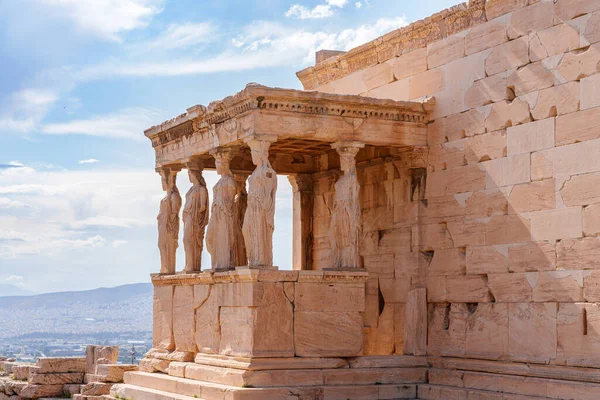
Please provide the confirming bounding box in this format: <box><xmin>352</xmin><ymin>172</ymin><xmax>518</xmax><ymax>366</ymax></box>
<box><xmin>147</xmin><ymin>22</ymin><xmax>217</xmax><ymax>51</ymax></box>
<box><xmin>71</xmin><ymin>216</ymin><xmax>149</xmax><ymax>229</ymax></box>
<box><xmin>78</xmin><ymin>159</ymin><xmax>100</xmax><ymax>164</ymax></box>
<box><xmin>285</xmin><ymin>4</ymin><xmax>334</xmax><ymax>19</ymax></box>
<box><xmin>41</xmin><ymin>107</ymin><xmax>161</xmax><ymax>139</ymax></box>
<box><xmin>0</xmin><ymin>198</ymin><xmax>29</xmax><ymax>209</ymax></box>
<box><xmin>327</xmin><ymin>0</ymin><xmax>348</xmax><ymax>7</ymax></box>
<box><xmin>39</xmin><ymin>0</ymin><xmax>164</xmax><ymax>42</ymax></box>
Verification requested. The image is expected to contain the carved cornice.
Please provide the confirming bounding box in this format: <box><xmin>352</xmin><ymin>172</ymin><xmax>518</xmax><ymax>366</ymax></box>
<box><xmin>296</xmin><ymin>0</ymin><xmax>486</xmax><ymax>90</ymax></box>
<box><xmin>144</xmin><ymin>84</ymin><xmax>431</xmax><ymax>150</ymax></box>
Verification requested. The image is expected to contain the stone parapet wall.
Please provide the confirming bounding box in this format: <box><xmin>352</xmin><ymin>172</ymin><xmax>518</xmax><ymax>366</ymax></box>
<box><xmin>303</xmin><ymin>0</ymin><xmax>600</xmax><ymax>372</ymax></box>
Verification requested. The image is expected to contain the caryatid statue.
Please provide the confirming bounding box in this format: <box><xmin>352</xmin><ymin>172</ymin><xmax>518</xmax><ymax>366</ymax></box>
<box><xmin>206</xmin><ymin>149</ymin><xmax>238</xmax><ymax>271</ymax></box>
<box><xmin>182</xmin><ymin>160</ymin><xmax>209</xmax><ymax>273</ymax></box>
<box><xmin>233</xmin><ymin>173</ymin><xmax>249</xmax><ymax>267</ymax></box>
<box><xmin>329</xmin><ymin>142</ymin><xmax>364</xmax><ymax>269</ymax></box>
<box><xmin>157</xmin><ymin>167</ymin><xmax>182</xmax><ymax>274</ymax></box>
<box><xmin>243</xmin><ymin>138</ymin><xmax>277</xmax><ymax>267</ymax></box>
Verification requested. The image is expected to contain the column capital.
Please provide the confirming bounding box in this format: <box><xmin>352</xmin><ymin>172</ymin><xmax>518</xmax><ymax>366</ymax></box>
<box><xmin>288</xmin><ymin>174</ymin><xmax>313</xmax><ymax>193</ymax></box>
<box><xmin>184</xmin><ymin>157</ymin><xmax>204</xmax><ymax>172</ymax></box>
<box><xmin>156</xmin><ymin>164</ymin><xmax>182</xmax><ymax>175</ymax></box>
<box><xmin>210</xmin><ymin>146</ymin><xmax>233</xmax><ymax>160</ymax></box>
<box><xmin>243</xmin><ymin>134</ymin><xmax>278</xmax><ymax>145</ymax></box>
<box><xmin>331</xmin><ymin>141</ymin><xmax>365</xmax><ymax>156</ymax></box>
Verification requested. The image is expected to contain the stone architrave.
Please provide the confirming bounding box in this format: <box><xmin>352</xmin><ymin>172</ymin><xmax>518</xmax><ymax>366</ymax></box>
<box><xmin>182</xmin><ymin>160</ymin><xmax>209</xmax><ymax>273</ymax></box>
<box><xmin>206</xmin><ymin>148</ymin><xmax>237</xmax><ymax>271</ymax></box>
<box><xmin>157</xmin><ymin>167</ymin><xmax>182</xmax><ymax>274</ymax></box>
<box><xmin>329</xmin><ymin>141</ymin><xmax>365</xmax><ymax>269</ymax></box>
<box><xmin>233</xmin><ymin>173</ymin><xmax>249</xmax><ymax>266</ymax></box>
<box><xmin>243</xmin><ymin>137</ymin><xmax>278</xmax><ymax>267</ymax></box>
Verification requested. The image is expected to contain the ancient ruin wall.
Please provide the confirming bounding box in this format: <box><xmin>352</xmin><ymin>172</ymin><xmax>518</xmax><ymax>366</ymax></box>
<box><xmin>302</xmin><ymin>0</ymin><xmax>600</xmax><ymax>364</ymax></box>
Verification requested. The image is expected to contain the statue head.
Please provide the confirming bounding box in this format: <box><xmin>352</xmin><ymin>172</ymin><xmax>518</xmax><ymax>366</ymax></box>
<box><xmin>248</xmin><ymin>140</ymin><xmax>271</xmax><ymax>167</ymax></box>
<box><xmin>159</xmin><ymin>168</ymin><xmax>177</xmax><ymax>192</ymax></box>
<box><xmin>188</xmin><ymin>168</ymin><xmax>206</xmax><ymax>187</ymax></box>
<box><xmin>214</xmin><ymin>153</ymin><xmax>232</xmax><ymax>176</ymax></box>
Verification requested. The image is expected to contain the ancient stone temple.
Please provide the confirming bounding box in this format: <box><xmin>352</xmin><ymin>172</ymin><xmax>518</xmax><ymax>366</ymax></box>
<box><xmin>109</xmin><ymin>0</ymin><xmax>600</xmax><ymax>398</ymax></box>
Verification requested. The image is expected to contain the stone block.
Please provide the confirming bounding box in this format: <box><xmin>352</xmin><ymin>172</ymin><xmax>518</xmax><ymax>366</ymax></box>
<box><xmin>488</xmin><ymin>272</ymin><xmax>533</xmax><ymax>302</ymax></box>
<box><xmin>484</xmin><ymin>98</ymin><xmax>532</xmax><ymax>132</ymax></box>
<box><xmin>19</xmin><ymin>384</ymin><xmax>64</xmax><ymax>399</ymax></box>
<box><xmin>532</xmin><ymin>271</ymin><xmax>586</xmax><ymax>302</ymax></box>
<box><xmin>195</xmin><ymin>285</ymin><xmax>220</xmax><ymax>354</ymax></box>
<box><xmin>172</xmin><ymin>285</ymin><xmax>195</xmax><ymax>354</ymax></box>
<box><xmin>366</xmin><ymin>78</ymin><xmax>410</xmax><ymax>101</ymax></box>
<box><xmin>581</xmin><ymin>73</ymin><xmax>600</xmax><ymax>110</ymax></box>
<box><xmin>418</xmin><ymin>223</ymin><xmax>454</xmax><ymax>251</ymax></box>
<box><xmin>465</xmin><ymin>75</ymin><xmax>508</xmax><ymax>108</ymax></box>
<box><xmin>557</xmin><ymin>237</ymin><xmax>600</xmax><ymax>270</ymax></box>
<box><xmin>29</xmin><ymin>372</ymin><xmax>84</xmax><ymax>385</ymax></box>
<box><xmin>464</xmin><ymin>189</ymin><xmax>508</xmax><ymax>219</ymax></box>
<box><xmin>584</xmin><ymin>271</ymin><xmax>600</xmax><ymax>300</ymax></box>
<box><xmin>294</xmin><ymin>311</ymin><xmax>363</xmax><ymax>357</ymax></box>
<box><xmin>362</xmin><ymin>62</ymin><xmax>393</xmax><ymax>91</ymax></box>
<box><xmin>426</xmin><ymin>164</ymin><xmax>486</xmax><ymax>197</ymax></box>
<box><xmin>445</xmin><ymin>275</ymin><xmax>493</xmax><ymax>302</ymax></box>
<box><xmin>427</xmin><ymin>248</ymin><xmax>466</xmax><ymax>276</ymax></box>
<box><xmin>556</xmin><ymin>43</ymin><xmax>600</xmax><ymax>82</ymax></box>
<box><xmin>323</xmin><ymin>367</ymin><xmax>426</xmax><ymax>385</ymax></box>
<box><xmin>535</xmin><ymin>23</ymin><xmax>582</xmax><ymax>60</ymax></box>
<box><xmin>584</xmin><ymin>11</ymin><xmax>600</xmax><ymax>45</ymax></box>
<box><xmin>403</xmin><ymin>288</ymin><xmax>427</xmax><ymax>356</ymax></box>
<box><xmin>420</xmin><ymin>194</ymin><xmax>466</xmax><ymax>225</ymax></box>
<box><xmin>485</xmin><ymin>36</ymin><xmax>529</xmax><ymax>76</ymax></box>
<box><xmin>561</xmin><ymin>172</ymin><xmax>600</xmax><ymax>206</ymax></box>
<box><xmin>486</xmin><ymin>214</ymin><xmax>531</xmax><ymax>245</ymax></box>
<box><xmin>507</xmin><ymin>61</ymin><xmax>555</xmax><ymax>97</ymax></box>
<box><xmin>554</xmin><ymin>0</ymin><xmax>600</xmax><ymax>22</ymax></box>
<box><xmin>584</xmin><ymin>203</ymin><xmax>600</xmax><ymax>235</ymax></box>
<box><xmin>486</xmin><ymin>0</ymin><xmax>528</xmax><ymax>20</ymax></box>
<box><xmin>465</xmin><ymin>303</ymin><xmax>509</xmax><ymax>360</ymax></box>
<box><xmin>428</xmin><ymin>303</ymin><xmax>468</xmax><ymax>357</ymax></box>
<box><xmin>508</xmin><ymin>179</ymin><xmax>555</xmax><ymax>213</ymax></box>
<box><xmin>389</xmin><ymin>47</ymin><xmax>427</xmax><ymax>80</ymax></box>
<box><xmin>447</xmin><ymin>219</ymin><xmax>487</xmax><ymax>247</ymax></box>
<box><xmin>428</xmin><ymin>109</ymin><xmax>486</xmax><ymax>145</ymax></box>
<box><xmin>508</xmin><ymin>1</ymin><xmax>554</xmax><ymax>39</ymax></box>
<box><xmin>427</xmin><ymin>34</ymin><xmax>465</xmax><ymax>69</ymax></box>
<box><xmin>36</xmin><ymin>357</ymin><xmax>86</xmax><ymax>374</ymax></box>
<box><xmin>506</xmin><ymin>118</ymin><xmax>555</xmax><ymax>156</ymax></box>
<box><xmin>531</xmin><ymin>150</ymin><xmax>554</xmax><ymax>181</ymax></box>
<box><xmin>95</xmin><ymin>364</ymin><xmax>137</xmax><ymax>383</ymax></box>
<box><xmin>295</xmin><ymin>283</ymin><xmax>365</xmax><ymax>312</ymax></box>
<box><xmin>329</xmin><ymin>71</ymin><xmax>367</xmax><ymax>95</ymax></box>
<box><xmin>363</xmin><ymin>304</ymin><xmax>395</xmax><ymax>355</ymax></box>
<box><xmin>153</xmin><ymin>285</ymin><xmax>174</xmax><ymax>350</ymax></box>
<box><xmin>529</xmin><ymin>207</ymin><xmax>583</xmax><ymax>241</ymax></box>
<box><xmin>11</xmin><ymin>365</ymin><xmax>34</xmax><ymax>381</ymax></box>
<box><xmin>465</xmin><ymin>130</ymin><xmax>507</xmax><ymax>164</ymax></box>
<box><xmin>409</xmin><ymin>68</ymin><xmax>444</xmax><ymax>99</ymax></box>
<box><xmin>531</xmin><ymin>81</ymin><xmax>580</xmax><ymax>120</ymax></box>
<box><xmin>532</xmin><ymin>138</ymin><xmax>600</xmax><ymax>180</ymax></box>
<box><xmin>509</xmin><ymin>303</ymin><xmax>557</xmax><ymax>363</ymax></box>
<box><xmin>466</xmin><ymin>245</ymin><xmax>508</xmax><ymax>274</ymax></box>
<box><xmin>508</xmin><ymin>241</ymin><xmax>556</xmax><ymax>272</ymax></box>
<box><xmin>80</xmin><ymin>382</ymin><xmax>113</xmax><ymax>396</ymax></box>
<box><xmin>465</xmin><ymin>15</ymin><xmax>508</xmax><ymax>55</ymax></box>
<box><xmin>394</xmin><ymin>303</ymin><xmax>406</xmax><ymax>354</ymax></box>
<box><xmin>557</xmin><ymin>303</ymin><xmax>600</xmax><ymax>368</ymax></box>
<box><xmin>558</xmin><ymin>103</ymin><xmax>600</xmax><ymax>144</ymax></box>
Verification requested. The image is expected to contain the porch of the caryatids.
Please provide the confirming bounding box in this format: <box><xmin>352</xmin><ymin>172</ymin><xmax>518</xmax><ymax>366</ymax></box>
<box><xmin>182</xmin><ymin>159</ymin><xmax>210</xmax><ymax>273</ymax></box>
<box><xmin>157</xmin><ymin>166</ymin><xmax>182</xmax><ymax>274</ymax></box>
<box><xmin>328</xmin><ymin>141</ymin><xmax>365</xmax><ymax>269</ymax></box>
<box><xmin>242</xmin><ymin>136</ymin><xmax>278</xmax><ymax>268</ymax></box>
<box><xmin>206</xmin><ymin>148</ymin><xmax>238</xmax><ymax>271</ymax></box>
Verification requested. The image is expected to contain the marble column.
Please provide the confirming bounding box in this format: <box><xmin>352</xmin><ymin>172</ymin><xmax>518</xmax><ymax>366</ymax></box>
<box><xmin>206</xmin><ymin>148</ymin><xmax>237</xmax><ymax>271</ymax></box>
<box><xmin>288</xmin><ymin>174</ymin><xmax>313</xmax><ymax>271</ymax></box>
<box><xmin>328</xmin><ymin>141</ymin><xmax>365</xmax><ymax>269</ymax></box>
<box><xmin>157</xmin><ymin>166</ymin><xmax>182</xmax><ymax>274</ymax></box>
<box><xmin>182</xmin><ymin>159</ymin><xmax>209</xmax><ymax>273</ymax></box>
<box><xmin>243</xmin><ymin>136</ymin><xmax>278</xmax><ymax>267</ymax></box>
<box><xmin>233</xmin><ymin>172</ymin><xmax>249</xmax><ymax>267</ymax></box>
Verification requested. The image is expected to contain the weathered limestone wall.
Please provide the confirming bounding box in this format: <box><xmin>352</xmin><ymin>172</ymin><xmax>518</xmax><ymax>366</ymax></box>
<box><xmin>304</xmin><ymin>0</ymin><xmax>600</xmax><ymax>366</ymax></box>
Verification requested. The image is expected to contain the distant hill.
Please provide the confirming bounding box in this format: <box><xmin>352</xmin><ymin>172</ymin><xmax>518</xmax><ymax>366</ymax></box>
<box><xmin>0</xmin><ymin>283</ymin><xmax>153</xmax><ymax>339</ymax></box>
<box><xmin>0</xmin><ymin>284</ymin><xmax>37</xmax><ymax>297</ymax></box>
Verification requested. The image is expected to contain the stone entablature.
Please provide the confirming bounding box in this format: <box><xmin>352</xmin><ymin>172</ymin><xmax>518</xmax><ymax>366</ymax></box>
<box><xmin>144</xmin><ymin>84</ymin><xmax>432</xmax><ymax>168</ymax></box>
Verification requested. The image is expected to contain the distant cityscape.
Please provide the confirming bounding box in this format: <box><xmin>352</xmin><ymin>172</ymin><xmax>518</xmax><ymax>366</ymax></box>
<box><xmin>0</xmin><ymin>283</ymin><xmax>153</xmax><ymax>364</ymax></box>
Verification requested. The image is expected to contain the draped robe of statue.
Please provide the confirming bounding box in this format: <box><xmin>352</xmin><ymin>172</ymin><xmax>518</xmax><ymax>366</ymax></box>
<box><xmin>182</xmin><ymin>171</ymin><xmax>209</xmax><ymax>273</ymax></box>
<box><xmin>206</xmin><ymin>164</ymin><xmax>237</xmax><ymax>270</ymax></box>
<box><xmin>233</xmin><ymin>178</ymin><xmax>248</xmax><ymax>266</ymax></box>
<box><xmin>329</xmin><ymin>166</ymin><xmax>361</xmax><ymax>269</ymax></box>
<box><xmin>243</xmin><ymin>160</ymin><xmax>277</xmax><ymax>267</ymax></box>
<box><xmin>158</xmin><ymin>171</ymin><xmax>182</xmax><ymax>274</ymax></box>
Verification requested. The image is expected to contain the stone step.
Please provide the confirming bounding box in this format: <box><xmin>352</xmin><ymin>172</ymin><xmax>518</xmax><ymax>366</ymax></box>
<box><xmin>123</xmin><ymin>371</ymin><xmax>418</xmax><ymax>399</ymax></box>
<box><xmin>110</xmin><ymin>384</ymin><xmax>200</xmax><ymax>400</ymax></box>
<box><xmin>418</xmin><ymin>384</ymin><xmax>556</xmax><ymax>400</ymax></box>
<box><xmin>428</xmin><ymin>368</ymin><xmax>600</xmax><ymax>400</ymax></box>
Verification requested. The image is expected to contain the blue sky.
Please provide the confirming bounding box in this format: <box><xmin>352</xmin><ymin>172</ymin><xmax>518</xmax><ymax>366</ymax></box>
<box><xmin>0</xmin><ymin>0</ymin><xmax>458</xmax><ymax>293</ymax></box>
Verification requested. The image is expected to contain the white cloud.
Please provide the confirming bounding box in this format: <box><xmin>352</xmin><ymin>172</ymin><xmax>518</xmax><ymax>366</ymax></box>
<box><xmin>41</xmin><ymin>108</ymin><xmax>161</xmax><ymax>140</ymax></box>
<box><xmin>78</xmin><ymin>159</ymin><xmax>100</xmax><ymax>164</ymax></box>
<box><xmin>285</xmin><ymin>4</ymin><xmax>334</xmax><ymax>19</ymax></box>
<box><xmin>5</xmin><ymin>275</ymin><xmax>24</xmax><ymax>282</ymax></box>
<box><xmin>147</xmin><ymin>22</ymin><xmax>217</xmax><ymax>51</ymax></box>
<box><xmin>39</xmin><ymin>0</ymin><xmax>163</xmax><ymax>42</ymax></box>
<box><xmin>355</xmin><ymin>2</ymin><xmax>362</xmax><ymax>8</ymax></box>
<box><xmin>0</xmin><ymin>88</ymin><xmax>59</xmax><ymax>134</ymax></box>
<box><xmin>0</xmin><ymin>198</ymin><xmax>29</xmax><ymax>209</ymax></box>
<box><xmin>327</xmin><ymin>0</ymin><xmax>348</xmax><ymax>7</ymax></box>
<box><xmin>71</xmin><ymin>216</ymin><xmax>149</xmax><ymax>229</ymax></box>
<box><xmin>111</xmin><ymin>240</ymin><xmax>128</xmax><ymax>248</ymax></box>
